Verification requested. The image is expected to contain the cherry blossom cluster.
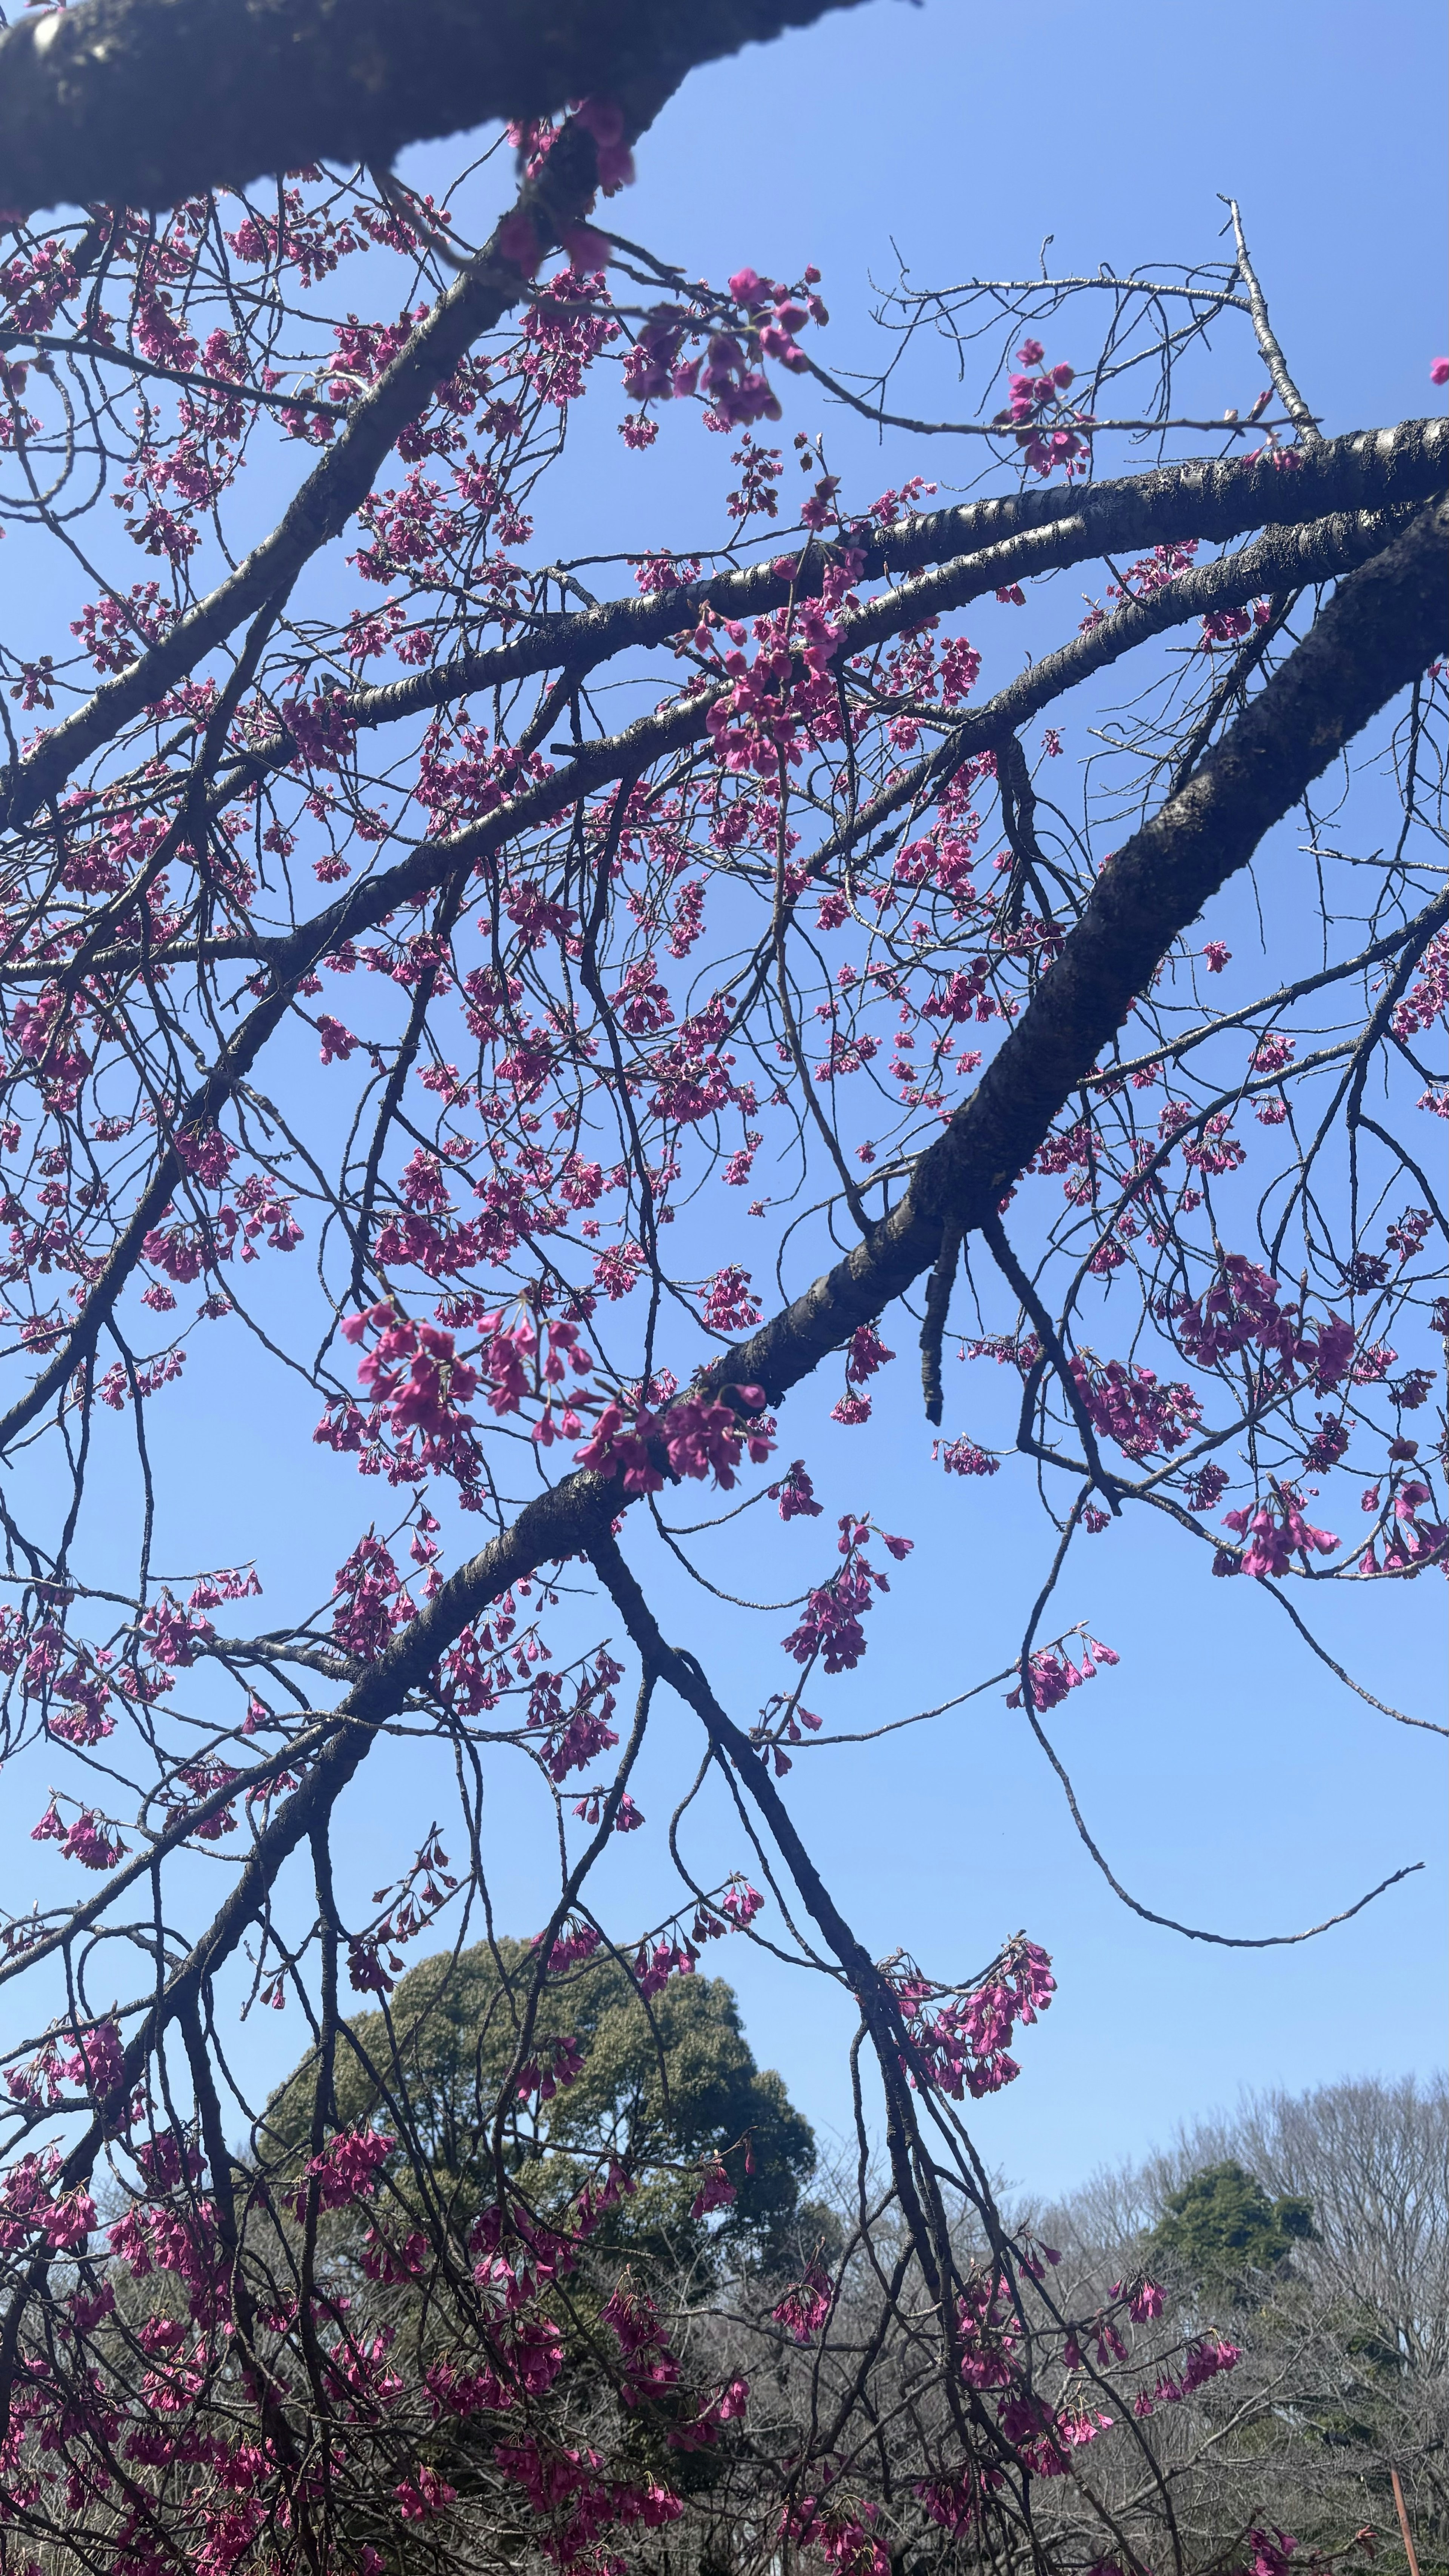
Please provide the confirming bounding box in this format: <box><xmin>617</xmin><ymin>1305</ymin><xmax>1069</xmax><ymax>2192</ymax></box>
<box><xmin>889</xmin><ymin>1936</ymin><xmax>1058</xmax><ymax>2099</ymax></box>
<box><xmin>620</xmin><ymin>261</ymin><xmax>829</xmax><ymax>438</ymax></box>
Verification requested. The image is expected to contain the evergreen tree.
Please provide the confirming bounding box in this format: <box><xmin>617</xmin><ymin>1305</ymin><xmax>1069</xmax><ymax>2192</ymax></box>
<box><xmin>269</xmin><ymin>1936</ymin><xmax>821</xmax><ymax>2279</ymax></box>
<box><xmin>1149</xmin><ymin>2159</ymin><xmax>1315</xmax><ymax>2290</ymax></box>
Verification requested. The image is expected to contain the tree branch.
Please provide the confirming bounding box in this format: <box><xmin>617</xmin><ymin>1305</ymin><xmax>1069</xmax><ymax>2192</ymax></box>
<box><xmin>341</xmin><ymin>419</ymin><xmax>1447</xmax><ymax>736</ymax></box>
<box><xmin>708</xmin><ymin>500</ymin><xmax>1447</xmax><ymax>1402</ymax></box>
<box><xmin>10</xmin><ymin>486</ymin><xmax>1424</xmax><ymax>1007</ymax></box>
<box><xmin>0</xmin><ymin>0</ymin><xmax>872</xmax><ymax>219</ymax></box>
<box><xmin>1225</xmin><ymin>197</ymin><xmax>1321</xmax><ymax>449</ymax></box>
<box><xmin>0</xmin><ymin>106</ymin><xmax>648</xmax><ymax>832</ymax></box>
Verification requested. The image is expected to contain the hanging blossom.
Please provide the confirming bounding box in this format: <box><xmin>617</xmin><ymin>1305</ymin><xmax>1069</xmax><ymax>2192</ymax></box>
<box><xmin>1164</xmin><ymin>1256</ymin><xmax>1356</xmax><ymax>1391</ymax></box>
<box><xmin>780</xmin><ymin>1515</ymin><xmax>912</xmax><ymax>1678</ymax></box>
<box><xmin>703</xmin><ymin>555</ymin><xmax>860</xmax><ymax>777</ymax></box>
<box><xmin>0</xmin><ymin>2146</ymin><xmax>99</xmax><ymax>2252</ymax></box>
<box><xmin>832</xmin><ymin>1320</ymin><xmax>894</xmax><ymax>1426</ymax></box>
<box><xmin>620</xmin><ymin>260</ymin><xmax>828</xmax><ymax>434</ymax></box>
<box><xmin>991</xmin><ymin>338</ymin><xmax>1094</xmax><ymax>479</ymax></box>
<box><xmin>1218</xmin><ymin>1491</ymin><xmax>1339</xmax><ymax>1578</ymax></box>
<box><xmin>525</xmin><ymin>1650</ymin><xmax>625</xmax><ymax>1780</ymax></box>
<box><xmin>575</xmin><ymin>1382</ymin><xmax>774</xmax><ymax>1494</ymax></box>
<box><xmin>31</xmin><ymin>1799</ymin><xmax>128</xmax><ymax>1870</ymax></box>
<box><xmin>781</xmin><ymin>2488</ymin><xmax>891</xmax><ymax>2576</ymax></box>
<box><xmin>938</xmin><ymin>1436</ymin><xmax>1001</xmax><ymax>1476</ymax></box>
<box><xmin>891</xmin><ymin>1936</ymin><xmax>1057</xmax><ymax>2099</ymax></box>
<box><xmin>1134</xmin><ymin>2332</ymin><xmax>1242</xmax><ymax>2415</ymax></box>
<box><xmin>1007</xmin><ymin>1632</ymin><xmax>1120</xmax><ymax>1712</ymax></box>
<box><xmin>289</xmin><ymin>2125</ymin><xmax>394</xmax><ymax>2218</ymax></box>
<box><xmin>316</xmin><ymin>1298</ymin><xmax>597</xmax><ymax>1489</ymax></box>
<box><xmin>534</xmin><ymin>1914</ymin><xmax>604</xmax><ymax>1976</ymax></box>
<box><xmin>772</xmin><ymin>2259</ymin><xmax>834</xmax><ymax>2344</ymax></box>
<box><xmin>1070</xmin><ymin>1353</ymin><xmax>1202</xmax><ymax>1460</ymax></box>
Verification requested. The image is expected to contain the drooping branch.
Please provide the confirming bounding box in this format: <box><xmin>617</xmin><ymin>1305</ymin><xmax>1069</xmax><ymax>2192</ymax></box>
<box><xmin>585</xmin><ymin>1524</ymin><xmax>956</xmax><ymax>2292</ymax></box>
<box><xmin>919</xmin><ymin>1220</ymin><xmax>960</xmax><ymax>1427</ymax></box>
<box><xmin>0</xmin><ymin>0</ymin><xmax>872</xmax><ymax>220</ymax></box>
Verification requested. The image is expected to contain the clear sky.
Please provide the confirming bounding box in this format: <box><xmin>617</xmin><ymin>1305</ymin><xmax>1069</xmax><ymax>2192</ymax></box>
<box><xmin>4</xmin><ymin>0</ymin><xmax>1445</xmax><ymax>2202</ymax></box>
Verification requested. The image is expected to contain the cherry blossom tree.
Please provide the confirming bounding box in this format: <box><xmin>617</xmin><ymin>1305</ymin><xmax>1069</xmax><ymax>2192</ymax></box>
<box><xmin>0</xmin><ymin>1</ymin><xmax>1444</xmax><ymax>2567</ymax></box>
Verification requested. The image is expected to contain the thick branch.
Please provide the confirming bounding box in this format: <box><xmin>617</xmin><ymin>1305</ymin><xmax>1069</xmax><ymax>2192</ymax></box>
<box><xmin>715</xmin><ymin>501</ymin><xmax>1446</xmax><ymax>1403</ymax></box>
<box><xmin>0</xmin><ymin>0</ymin><xmax>871</xmax><ymax>219</ymax></box>
<box><xmin>8</xmin><ymin>490</ymin><xmax>1418</xmax><ymax>1006</ymax></box>
<box><xmin>343</xmin><ymin>419</ymin><xmax>1448</xmax><ymax>734</ymax></box>
<box><xmin>721</xmin><ymin>495</ymin><xmax>1438</xmax><ymax>904</ymax></box>
<box><xmin>6</xmin><ymin>415</ymin><xmax>1440</xmax><ymax>850</ymax></box>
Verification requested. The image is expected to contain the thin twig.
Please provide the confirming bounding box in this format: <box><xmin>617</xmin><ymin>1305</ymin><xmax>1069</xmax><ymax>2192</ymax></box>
<box><xmin>1223</xmin><ymin>200</ymin><xmax>1322</xmax><ymax>448</ymax></box>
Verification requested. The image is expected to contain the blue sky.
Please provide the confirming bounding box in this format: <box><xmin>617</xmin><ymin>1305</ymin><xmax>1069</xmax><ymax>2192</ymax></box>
<box><xmin>3</xmin><ymin>0</ymin><xmax>1444</xmax><ymax>2199</ymax></box>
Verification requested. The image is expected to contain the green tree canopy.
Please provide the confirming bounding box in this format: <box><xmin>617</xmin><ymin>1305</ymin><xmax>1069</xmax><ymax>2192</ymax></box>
<box><xmin>267</xmin><ymin>1935</ymin><xmax>820</xmax><ymax>2279</ymax></box>
<box><xmin>1148</xmin><ymin>2159</ymin><xmax>1315</xmax><ymax>2291</ymax></box>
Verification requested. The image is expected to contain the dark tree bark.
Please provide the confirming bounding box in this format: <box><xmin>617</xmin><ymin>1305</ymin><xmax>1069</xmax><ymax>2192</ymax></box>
<box><xmin>0</xmin><ymin>0</ymin><xmax>872</xmax><ymax>217</ymax></box>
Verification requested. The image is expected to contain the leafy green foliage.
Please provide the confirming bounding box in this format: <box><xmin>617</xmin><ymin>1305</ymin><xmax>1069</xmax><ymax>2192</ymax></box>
<box><xmin>268</xmin><ymin>1935</ymin><xmax>819</xmax><ymax>2278</ymax></box>
<box><xmin>1148</xmin><ymin>2159</ymin><xmax>1315</xmax><ymax>2291</ymax></box>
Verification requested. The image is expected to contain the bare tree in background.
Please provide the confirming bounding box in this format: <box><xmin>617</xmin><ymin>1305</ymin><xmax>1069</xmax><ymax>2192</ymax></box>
<box><xmin>1012</xmin><ymin>2077</ymin><xmax>1449</xmax><ymax>2566</ymax></box>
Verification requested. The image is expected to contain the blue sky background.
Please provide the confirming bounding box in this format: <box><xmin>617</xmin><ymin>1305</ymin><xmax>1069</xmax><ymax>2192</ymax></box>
<box><xmin>3</xmin><ymin>0</ymin><xmax>1445</xmax><ymax>2200</ymax></box>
